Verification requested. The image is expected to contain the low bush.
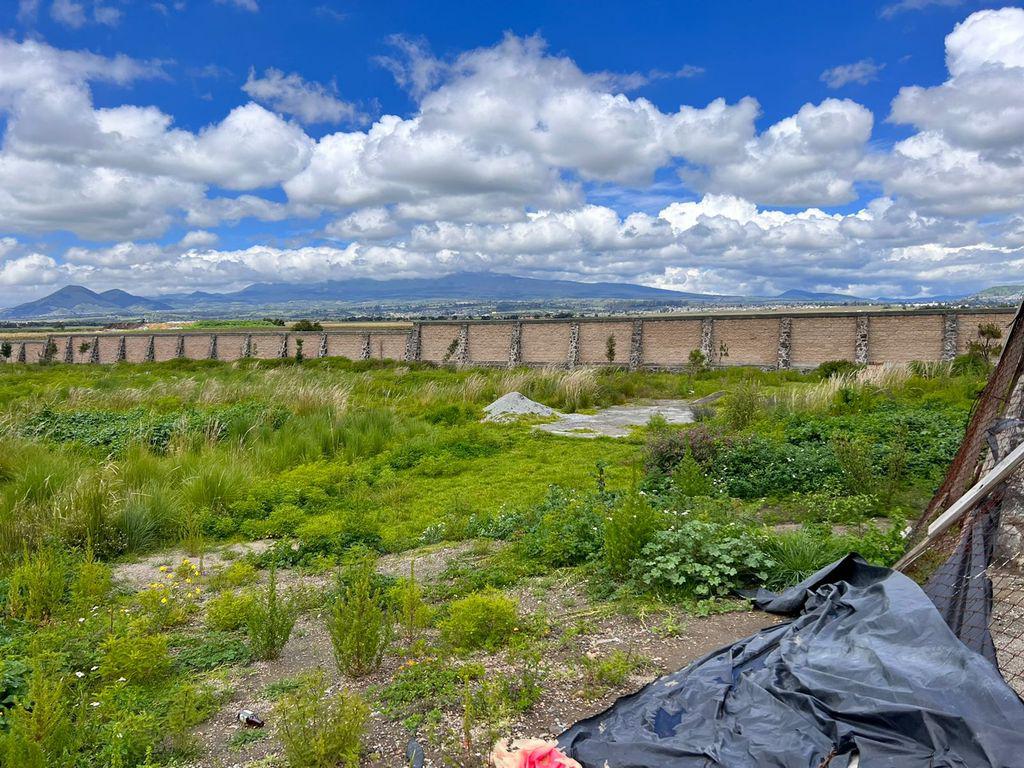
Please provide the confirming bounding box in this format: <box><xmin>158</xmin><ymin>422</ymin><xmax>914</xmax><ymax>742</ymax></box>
<box><xmin>644</xmin><ymin>425</ymin><xmax>726</xmax><ymax>476</ymax></box>
<box><xmin>634</xmin><ymin>520</ymin><xmax>774</xmax><ymax>597</ymax></box>
<box><xmin>815</xmin><ymin>360</ymin><xmax>862</xmax><ymax>379</ymax></box>
<box><xmin>6</xmin><ymin>547</ymin><xmax>66</xmax><ymax>622</ymax></box>
<box><xmin>205</xmin><ymin>590</ymin><xmax>255</xmax><ymax>632</ymax></box>
<box><xmin>247</xmin><ymin>567</ymin><xmax>297</xmax><ymax>660</ymax></box>
<box><xmin>173</xmin><ymin>631</ymin><xmax>252</xmax><ymax>671</ymax></box>
<box><xmin>440</xmin><ymin>589</ymin><xmax>521</xmax><ymax>652</ymax></box>
<box><xmin>714</xmin><ymin>437</ymin><xmax>841</xmax><ymax>499</ymax></box>
<box><xmin>276</xmin><ymin>673</ymin><xmax>368</xmax><ymax>768</ymax></box>
<box><xmin>100</xmin><ymin>631</ymin><xmax>173</xmax><ymax>683</ymax></box>
<box><xmin>604</xmin><ymin>490</ymin><xmax>664</xmax><ymax>579</ymax></box>
<box><xmin>521</xmin><ymin>486</ymin><xmax>605</xmax><ymax>567</ymax></box>
<box><xmin>327</xmin><ymin>555</ymin><xmax>392</xmax><ymax>677</ymax></box>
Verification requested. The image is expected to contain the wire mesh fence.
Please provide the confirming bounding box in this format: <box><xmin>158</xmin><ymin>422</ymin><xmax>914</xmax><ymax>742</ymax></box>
<box><xmin>898</xmin><ymin>317</ymin><xmax>1024</xmax><ymax>697</ymax></box>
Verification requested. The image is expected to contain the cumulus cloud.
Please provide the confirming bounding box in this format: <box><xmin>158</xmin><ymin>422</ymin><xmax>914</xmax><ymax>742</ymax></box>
<box><xmin>880</xmin><ymin>7</ymin><xmax>1024</xmax><ymax>214</ymax></box>
<box><xmin>2</xmin><ymin>12</ymin><xmax>1024</xmax><ymax>304</ymax></box>
<box><xmin>242</xmin><ymin>68</ymin><xmax>360</xmax><ymax>125</ymax></box>
<box><xmin>820</xmin><ymin>59</ymin><xmax>885</xmax><ymax>88</ymax></box>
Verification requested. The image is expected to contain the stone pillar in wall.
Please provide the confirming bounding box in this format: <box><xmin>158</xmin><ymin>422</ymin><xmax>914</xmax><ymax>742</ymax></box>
<box><xmin>942</xmin><ymin>314</ymin><xmax>959</xmax><ymax>362</ymax></box>
<box><xmin>360</xmin><ymin>333</ymin><xmax>371</xmax><ymax>360</ymax></box>
<box><xmin>855</xmin><ymin>316</ymin><xmax>869</xmax><ymax>364</ymax></box>
<box><xmin>40</xmin><ymin>336</ymin><xmax>56</xmax><ymax>364</ymax></box>
<box><xmin>90</xmin><ymin>336</ymin><xmax>101</xmax><ymax>364</ymax></box>
<box><xmin>16</xmin><ymin>343</ymin><xmax>26</xmax><ymax>363</ymax></box>
<box><xmin>700</xmin><ymin>318</ymin><xmax>714</xmax><ymax>363</ymax></box>
<box><xmin>145</xmin><ymin>335</ymin><xmax>155</xmax><ymax>363</ymax></box>
<box><xmin>777</xmin><ymin>317</ymin><xmax>793</xmax><ymax>370</ymax></box>
<box><xmin>175</xmin><ymin>335</ymin><xmax>185</xmax><ymax>359</ymax></box>
<box><xmin>209</xmin><ymin>334</ymin><xmax>218</xmax><ymax>361</ymax></box>
<box><xmin>508</xmin><ymin>322</ymin><xmax>523</xmax><ymax>368</ymax></box>
<box><xmin>567</xmin><ymin>322</ymin><xmax>581</xmax><ymax>368</ymax></box>
<box><xmin>629</xmin><ymin>319</ymin><xmax>644</xmax><ymax>371</ymax></box>
<box><xmin>318</xmin><ymin>333</ymin><xmax>328</xmax><ymax>358</ymax></box>
<box><xmin>455</xmin><ymin>324</ymin><xmax>470</xmax><ymax>366</ymax></box>
<box><xmin>278</xmin><ymin>334</ymin><xmax>289</xmax><ymax>359</ymax></box>
<box><xmin>63</xmin><ymin>337</ymin><xmax>74</xmax><ymax>364</ymax></box>
<box><xmin>404</xmin><ymin>324</ymin><xmax>421</xmax><ymax>362</ymax></box>
<box><xmin>242</xmin><ymin>335</ymin><xmax>253</xmax><ymax>358</ymax></box>
<box><xmin>115</xmin><ymin>336</ymin><xmax>127</xmax><ymax>363</ymax></box>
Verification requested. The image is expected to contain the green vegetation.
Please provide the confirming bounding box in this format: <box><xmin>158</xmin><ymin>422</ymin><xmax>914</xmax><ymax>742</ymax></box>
<box><xmin>0</xmin><ymin>354</ymin><xmax>986</xmax><ymax>765</ymax></box>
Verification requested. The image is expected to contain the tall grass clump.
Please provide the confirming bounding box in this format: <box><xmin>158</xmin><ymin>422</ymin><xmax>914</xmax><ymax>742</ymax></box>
<box><xmin>327</xmin><ymin>554</ymin><xmax>392</xmax><ymax>676</ymax></box>
<box><xmin>719</xmin><ymin>377</ymin><xmax>764</xmax><ymax>430</ymax></box>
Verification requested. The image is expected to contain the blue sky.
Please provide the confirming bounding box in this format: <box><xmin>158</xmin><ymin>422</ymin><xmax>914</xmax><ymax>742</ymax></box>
<box><xmin>1</xmin><ymin>0</ymin><xmax>1023</xmax><ymax>303</ymax></box>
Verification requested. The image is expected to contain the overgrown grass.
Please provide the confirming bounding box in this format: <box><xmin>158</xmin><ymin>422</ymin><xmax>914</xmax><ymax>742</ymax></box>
<box><xmin>0</xmin><ymin>356</ymin><xmax>986</xmax><ymax>767</ymax></box>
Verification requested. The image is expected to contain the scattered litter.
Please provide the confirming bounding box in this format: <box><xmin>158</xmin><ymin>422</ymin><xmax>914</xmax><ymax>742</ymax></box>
<box><xmin>236</xmin><ymin>709</ymin><xmax>264</xmax><ymax>728</ymax></box>
<box><xmin>483</xmin><ymin>391</ymin><xmax>558</xmax><ymax>421</ymax></box>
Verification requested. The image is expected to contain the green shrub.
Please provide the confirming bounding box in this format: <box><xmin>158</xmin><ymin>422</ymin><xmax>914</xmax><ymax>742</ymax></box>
<box><xmin>0</xmin><ymin>662</ymin><xmax>74</xmax><ymax>768</ymax></box>
<box><xmin>581</xmin><ymin>649</ymin><xmax>637</xmax><ymax>695</ymax></box>
<box><xmin>523</xmin><ymin>486</ymin><xmax>605</xmax><ymax>567</ymax></box>
<box><xmin>719</xmin><ymin>378</ymin><xmax>764</xmax><ymax>430</ymax></box>
<box><xmin>206</xmin><ymin>560</ymin><xmax>258</xmax><ymax>591</ymax></box>
<box><xmin>205</xmin><ymin>590</ymin><xmax>255</xmax><ymax>632</ymax></box>
<box><xmin>327</xmin><ymin>555</ymin><xmax>392</xmax><ymax>677</ymax></box>
<box><xmin>715</xmin><ymin>437</ymin><xmax>841</xmax><ymax>499</ymax></box>
<box><xmin>173</xmin><ymin>631</ymin><xmax>252</xmax><ymax>671</ymax></box>
<box><xmin>634</xmin><ymin>520</ymin><xmax>774</xmax><ymax>597</ymax></box>
<box><xmin>815</xmin><ymin>360</ymin><xmax>861</xmax><ymax>379</ymax></box>
<box><xmin>440</xmin><ymin>589</ymin><xmax>520</xmax><ymax>652</ymax></box>
<box><xmin>100</xmin><ymin>631</ymin><xmax>173</xmax><ymax>683</ymax></box>
<box><xmin>276</xmin><ymin>673</ymin><xmax>368</xmax><ymax>768</ymax></box>
<box><xmin>832</xmin><ymin>435</ymin><xmax>877</xmax><ymax>495</ymax></box>
<box><xmin>7</xmin><ymin>547</ymin><xmax>66</xmax><ymax>622</ymax></box>
<box><xmin>247</xmin><ymin>567</ymin><xmax>297</xmax><ymax>660</ymax></box>
<box><xmin>390</xmin><ymin>561</ymin><xmax>430</xmax><ymax>645</ymax></box>
<box><xmin>604</xmin><ymin>490</ymin><xmax>663</xmax><ymax>579</ymax></box>
<box><xmin>671</xmin><ymin>449</ymin><xmax>714</xmax><ymax>497</ymax></box>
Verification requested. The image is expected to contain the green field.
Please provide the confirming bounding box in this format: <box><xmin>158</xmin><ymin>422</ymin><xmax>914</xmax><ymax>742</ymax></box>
<box><xmin>0</xmin><ymin>356</ymin><xmax>986</xmax><ymax>766</ymax></box>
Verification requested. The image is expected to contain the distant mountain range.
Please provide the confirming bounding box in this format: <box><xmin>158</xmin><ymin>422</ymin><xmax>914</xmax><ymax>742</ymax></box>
<box><xmin>1</xmin><ymin>274</ymin><xmax>1021</xmax><ymax>321</ymax></box>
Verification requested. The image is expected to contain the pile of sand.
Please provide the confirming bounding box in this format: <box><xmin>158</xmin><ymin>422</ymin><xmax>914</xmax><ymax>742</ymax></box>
<box><xmin>482</xmin><ymin>391</ymin><xmax>557</xmax><ymax>422</ymax></box>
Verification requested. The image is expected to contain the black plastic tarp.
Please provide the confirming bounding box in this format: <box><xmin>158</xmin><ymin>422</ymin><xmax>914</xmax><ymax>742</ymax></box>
<box><xmin>558</xmin><ymin>555</ymin><xmax>1024</xmax><ymax>767</ymax></box>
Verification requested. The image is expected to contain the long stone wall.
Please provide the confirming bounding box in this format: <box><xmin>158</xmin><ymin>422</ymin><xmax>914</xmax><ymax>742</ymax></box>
<box><xmin>2</xmin><ymin>309</ymin><xmax>1017</xmax><ymax>370</ymax></box>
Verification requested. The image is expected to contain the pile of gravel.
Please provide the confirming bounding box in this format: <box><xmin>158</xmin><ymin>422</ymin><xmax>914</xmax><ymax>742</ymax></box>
<box><xmin>482</xmin><ymin>391</ymin><xmax>557</xmax><ymax>422</ymax></box>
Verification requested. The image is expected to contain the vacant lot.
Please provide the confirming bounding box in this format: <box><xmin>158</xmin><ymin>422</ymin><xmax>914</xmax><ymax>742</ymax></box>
<box><xmin>0</xmin><ymin>357</ymin><xmax>985</xmax><ymax>767</ymax></box>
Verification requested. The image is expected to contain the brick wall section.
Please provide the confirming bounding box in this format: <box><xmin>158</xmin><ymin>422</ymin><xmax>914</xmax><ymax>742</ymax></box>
<box><xmin>368</xmin><ymin>333</ymin><xmax>407</xmax><ymax>360</ymax></box>
<box><xmin>96</xmin><ymin>335</ymin><xmax>120</xmax><ymax>363</ymax></box>
<box><xmin>152</xmin><ymin>335</ymin><xmax>179</xmax><ymax>361</ymax></box>
<box><xmin>579</xmin><ymin>321</ymin><xmax>633</xmax><ymax>365</ymax></box>
<box><xmin>420</xmin><ymin>324</ymin><xmax>462</xmax><ymax>362</ymax></box>
<box><xmin>715</xmin><ymin>317</ymin><xmax>778</xmax><ymax>366</ymax></box>
<box><xmin>124</xmin><ymin>336</ymin><xmax>150</xmax><ymax>363</ymax></box>
<box><xmin>956</xmin><ymin>313</ymin><xmax>1017</xmax><ymax>355</ymax></box>
<box><xmin>326</xmin><ymin>333</ymin><xmax>364</xmax><ymax>359</ymax></box>
<box><xmin>790</xmin><ymin>316</ymin><xmax>858</xmax><ymax>367</ymax></box>
<box><xmin>521</xmin><ymin>323</ymin><xmax>572</xmax><ymax>364</ymax></box>
<box><xmin>641</xmin><ymin>319</ymin><xmax>702</xmax><ymax>365</ymax></box>
<box><xmin>215</xmin><ymin>334</ymin><xmax>246</xmax><ymax>361</ymax></box>
<box><xmin>469</xmin><ymin>323</ymin><xmax>514</xmax><ymax>363</ymax></box>
<box><xmin>6</xmin><ymin>310</ymin><xmax>1019</xmax><ymax>368</ymax></box>
<box><xmin>286</xmin><ymin>333</ymin><xmax>322</xmax><ymax>359</ymax></box>
<box><xmin>868</xmin><ymin>315</ymin><xmax>943</xmax><ymax>364</ymax></box>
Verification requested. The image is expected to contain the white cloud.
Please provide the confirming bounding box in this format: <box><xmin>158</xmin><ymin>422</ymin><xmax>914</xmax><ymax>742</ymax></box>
<box><xmin>2</xmin><ymin>17</ymin><xmax>1024</xmax><ymax>303</ymax></box>
<box><xmin>690</xmin><ymin>99</ymin><xmax>873</xmax><ymax>206</ymax></box>
<box><xmin>820</xmin><ymin>59</ymin><xmax>885</xmax><ymax>88</ymax></box>
<box><xmin>50</xmin><ymin>0</ymin><xmax>86</xmax><ymax>27</ymax></box>
<box><xmin>215</xmin><ymin>0</ymin><xmax>258</xmax><ymax>11</ymax></box>
<box><xmin>880</xmin><ymin>7</ymin><xmax>1024</xmax><ymax>214</ymax></box>
<box><xmin>242</xmin><ymin>68</ymin><xmax>359</xmax><ymax>125</ymax></box>
<box><xmin>880</xmin><ymin>0</ymin><xmax>962</xmax><ymax>20</ymax></box>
